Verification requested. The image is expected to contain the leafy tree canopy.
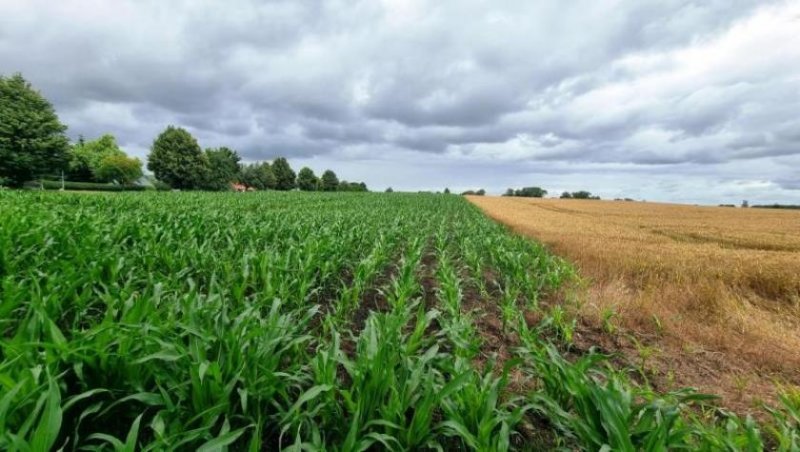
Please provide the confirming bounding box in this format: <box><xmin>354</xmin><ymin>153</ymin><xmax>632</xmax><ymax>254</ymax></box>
<box><xmin>337</xmin><ymin>180</ymin><xmax>368</xmax><ymax>192</ymax></box>
<box><xmin>513</xmin><ymin>186</ymin><xmax>547</xmax><ymax>198</ymax></box>
<box><xmin>239</xmin><ymin>162</ymin><xmax>276</xmax><ymax>190</ymax></box>
<box><xmin>203</xmin><ymin>147</ymin><xmax>241</xmax><ymax>191</ymax></box>
<box><xmin>297</xmin><ymin>167</ymin><xmax>318</xmax><ymax>191</ymax></box>
<box><xmin>563</xmin><ymin>190</ymin><xmax>600</xmax><ymax>200</ymax></box>
<box><xmin>96</xmin><ymin>154</ymin><xmax>143</xmax><ymax>184</ymax></box>
<box><xmin>147</xmin><ymin>126</ymin><xmax>208</xmax><ymax>189</ymax></box>
<box><xmin>320</xmin><ymin>170</ymin><xmax>339</xmax><ymax>191</ymax></box>
<box><xmin>0</xmin><ymin>73</ymin><xmax>69</xmax><ymax>187</ymax></box>
<box><xmin>68</xmin><ymin>134</ymin><xmax>126</xmax><ymax>182</ymax></box>
<box><xmin>271</xmin><ymin>157</ymin><xmax>296</xmax><ymax>190</ymax></box>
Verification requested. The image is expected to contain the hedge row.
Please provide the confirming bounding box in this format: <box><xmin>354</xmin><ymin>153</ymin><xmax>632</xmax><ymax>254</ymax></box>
<box><xmin>24</xmin><ymin>180</ymin><xmax>147</xmax><ymax>191</ymax></box>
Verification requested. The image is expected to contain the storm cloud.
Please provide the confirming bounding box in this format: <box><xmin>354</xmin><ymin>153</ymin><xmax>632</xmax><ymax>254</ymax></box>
<box><xmin>1</xmin><ymin>0</ymin><xmax>798</xmax><ymax>203</ymax></box>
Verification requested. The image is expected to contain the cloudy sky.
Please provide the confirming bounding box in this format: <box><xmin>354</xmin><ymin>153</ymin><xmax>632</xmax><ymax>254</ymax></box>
<box><xmin>2</xmin><ymin>0</ymin><xmax>799</xmax><ymax>203</ymax></box>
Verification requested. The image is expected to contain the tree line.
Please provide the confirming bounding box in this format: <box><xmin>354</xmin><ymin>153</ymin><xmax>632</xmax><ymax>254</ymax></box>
<box><xmin>147</xmin><ymin>126</ymin><xmax>367</xmax><ymax>192</ymax></box>
<box><xmin>0</xmin><ymin>73</ymin><xmax>367</xmax><ymax>192</ymax></box>
<box><xmin>500</xmin><ymin>187</ymin><xmax>601</xmax><ymax>199</ymax></box>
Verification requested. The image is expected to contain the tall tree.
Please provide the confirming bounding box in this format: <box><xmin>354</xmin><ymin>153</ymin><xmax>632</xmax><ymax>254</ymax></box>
<box><xmin>96</xmin><ymin>154</ymin><xmax>143</xmax><ymax>184</ymax></box>
<box><xmin>0</xmin><ymin>73</ymin><xmax>69</xmax><ymax>187</ymax></box>
<box><xmin>296</xmin><ymin>167</ymin><xmax>318</xmax><ymax>191</ymax></box>
<box><xmin>203</xmin><ymin>147</ymin><xmax>241</xmax><ymax>191</ymax></box>
<box><xmin>147</xmin><ymin>126</ymin><xmax>208</xmax><ymax>189</ymax></box>
<box><xmin>68</xmin><ymin>134</ymin><xmax>126</xmax><ymax>182</ymax></box>
<box><xmin>271</xmin><ymin>157</ymin><xmax>296</xmax><ymax>190</ymax></box>
<box><xmin>320</xmin><ymin>169</ymin><xmax>339</xmax><ymax>191</ymax></box>
<box><xmin>239</xmin><ymin>162</ymin><xmax>276</xmax><ymax>190</ymax></box>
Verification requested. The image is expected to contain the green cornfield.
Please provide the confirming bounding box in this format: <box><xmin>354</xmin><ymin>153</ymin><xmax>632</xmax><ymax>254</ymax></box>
<box><xmin>0</xmin><ymin>191</ymin><xmax>798</xmax><ymax>451</ymax></box>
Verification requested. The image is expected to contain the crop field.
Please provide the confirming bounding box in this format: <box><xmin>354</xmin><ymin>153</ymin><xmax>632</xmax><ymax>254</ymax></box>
<box><xmin>468</xmin><ymin>196</ymin><xmax>800</xmax><ymax>414</ymax></box>
<box><xmin>1</xmin><ymin>191</ymin><xmax>799</xmax><ymax>450</ymax></box>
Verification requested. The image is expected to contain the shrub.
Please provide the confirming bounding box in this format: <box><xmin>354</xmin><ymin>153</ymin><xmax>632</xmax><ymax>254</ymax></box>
<box><xmin>27</xmin><ymin>179</ymin><xmax>146</xmax><ymax>191</ymax></box>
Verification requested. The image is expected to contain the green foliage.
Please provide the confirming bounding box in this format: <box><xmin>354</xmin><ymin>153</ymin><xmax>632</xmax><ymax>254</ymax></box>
<box><xmin>461</xmin><ymin>189</ymin><xmax>486</xmax><ymax>196</ymax></box>
<box><xmin>752</xmin><ymin>204</ymin><xmax>800</xmax><ymax>210</ymax></box>
<box><xmin>24</xmin><ymin>179</ymin><xmax>146</xmax><ymax>191</ymax></box>
<box><xmin>96</xmin><ymin>154</ymin><xmax>143</xmax><ymax>184</ymax></box>
<box><xmin>337</xmin><ymin>180</ymin><xmax>368</xmax><ymax>192</ymax></box>
<box><xmin>0</xmin><ymin>73</ymin><xmax>69</xmax><ymax>187</ymax></box>
<box><xmin>297</xmin><ymin>167</ymin><xmax>319</xmax><ymax>191</ymax></box>
<box><xmin>147</xmin><ymin>126</ymin><xmax>208</xmax><ymax>189</ymax></box>
<box><xmin>563</xmin><ymin>190</ymin><xmax>600</xmax><ymax>200</ymax></box>
<box><xmin>507</xmin><ymin>186</ymin><xmax>547</xmax><ymax>198</ymax></box>
<box><xmin>68</xmin><ymin>134</ymin><xmax>126</xmax><ymax>182</ymax></box>
<box><xmin>203</xmin><ymin>147</ymin><xmax>241</xmax><ymax>191</ymax></box>
<box><xmin>0</xmin><ymin>191</ymin><xmax>795</xmax><ymax>450</ymax></box>
<box><xmin>271</xmin><ymin>157</ymin><xmax>296</xmax><ymax>190</ymax></box>
<box><xmin>239</xmin><ymin>162</ymin><xmax>276</xmax><ymax>190</ymax></box>
<box><xmin>320</xmin><ymin>169</ymin><xmax>339</xmax><ymax>191</ymax></box>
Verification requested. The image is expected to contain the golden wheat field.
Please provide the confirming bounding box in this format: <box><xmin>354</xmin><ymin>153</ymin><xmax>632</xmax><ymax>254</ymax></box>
<box><xmin>468</xmin><ymin>196</ymin><xmax>800</xmax><ymax>412</ymax></box>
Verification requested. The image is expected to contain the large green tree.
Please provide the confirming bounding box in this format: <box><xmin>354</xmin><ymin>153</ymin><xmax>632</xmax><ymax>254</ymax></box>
<box><xmin>68</xmin><ymin>134</ymin><xmax>126</xmax><ymax>182</ymax></box>
<box><xmin>0</xmin><ymin>73</ymin><xmax>69</xmax><ymax>187</ymax></box>
<box><xmin>147</xmin><ymin>126</ymin><xmax>208</xmax><ymax>189</ymax></box>
<box><xmin>96</xmin><ymin>154</ymin><xmax>143</xmax><ymax>184</ymax></box>
<box><xmin>239</xmin><ymin>162</ymin><xmax>276</xmax><ymax>190</ymax></box>
<box><xmin>203</xmin><ymin>147</ymin><xmax>241</xmax><ymax>191</ymax></box>
<box><xmin>320</xmin><ymin>169</ymin><xmax>339</xmax><ymax>191</ymax></box>
<box><xmin>296</xmin><ymin>167</ymin><xmax>318</xmax><ymax>191</ymax></box>
<box><xmin>271</xmin><ymin>157</ymin><xmax>296</xmax><ymax>190</ymax></box>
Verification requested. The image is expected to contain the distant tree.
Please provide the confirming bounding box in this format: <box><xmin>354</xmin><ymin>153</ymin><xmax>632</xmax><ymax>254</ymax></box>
<box><xmin>147</xmin><ymin>126</ymin><xmax>208</xmax><ymax>189</ymax></box>
<box><xmin>560</xmin><ymin>191</ymin><xmax>572</xmax><ymax>199</ymax></box>
<box><xmin>476</xmin><ymin>189</ymin><xmax>486</xmax><ymax>196</ymax></box>
<box><xmin>336</xmin><ymin>180</ymin><xmax>368</xmax><ymax>192</ymax></box>
<box><xmin>569</xmin><ymin>190</ymin><xmax>600</xmax><ymax>200</ymax></box>
<box><xmin>503</xmin><ymin>188</ymin><xmax>514</xmax><ymax>197</ymax></box>
<box><xmin>68</xmin><ymin>134</ymin><xmax>126</xmax><ymax>182</ymax></box>
<box><xmin>271</xmin><ymin>157</ymin><xmax>296</xmax><ymax>190</ymax></box>
<box><xmin>202</xmin><ymin>147</ymin><xmax>241</xmax><ymax>191</ymax></box>
<box><xmin>513</xmin><ymin>186</ymin><xmax>547</xmax><ymax>198</ymax></box>
<box><xmin>0</xmin><ymin>73</ymin><xmax>70</xmax><ymax>186</ymax></box>
<box><xmin>385</xmin><ymin>187</ymin><xmax>394</xmax><ymax>193</ymax></box>
<box><xmin>320</xmin><ymin>169</ymin><xmax>339</xmax><ymax>191</ymax></box>
<box><xmin>239</xmin><ymin>162</ymin><xmax>276</xmax><ymax>190</ymax></box>
<box><xmin>297</xmin><ymin>167</ymin><xmax>318</xmax><ymax>191</ymax></box>
<box><xmin>444</xmin><ymin>187</ymin><xmax>451</xmax><ymax>194</ymax></box>
<box><xmin>95</xmin><ymin>154</ymin><xmax>143</xmax><ymax>184</ymax></box>
<box><xmin>741</xmin><ymin>200</ymin><xmax>749</xmax><ymax>208</ymax></box>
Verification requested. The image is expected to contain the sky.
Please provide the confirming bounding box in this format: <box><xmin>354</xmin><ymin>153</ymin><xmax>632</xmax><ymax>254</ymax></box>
<box><xmin>1</xmin><ymin>0</ymin><xmax>799</xmax><ymax>204</ymax></box>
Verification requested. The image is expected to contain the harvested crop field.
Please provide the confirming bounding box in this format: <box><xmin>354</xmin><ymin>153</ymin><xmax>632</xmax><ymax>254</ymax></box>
<box><xmin>468</xmin><ymin>196</ymin><xmax>800</xmax><ymax>414</ymax></box>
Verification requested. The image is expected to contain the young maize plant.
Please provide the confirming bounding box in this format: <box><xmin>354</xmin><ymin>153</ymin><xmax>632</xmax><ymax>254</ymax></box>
<box><xmin>0</xmin><ymin>191</ymin><xmax>798</xmax><ymax>451</ymax></box>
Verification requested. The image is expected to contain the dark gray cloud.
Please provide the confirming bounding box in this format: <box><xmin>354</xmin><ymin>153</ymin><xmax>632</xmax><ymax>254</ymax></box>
<box><xmin>1</xmin><ymin>0</ymin><xmax>799</xmax><ymax>203</ymax></box>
